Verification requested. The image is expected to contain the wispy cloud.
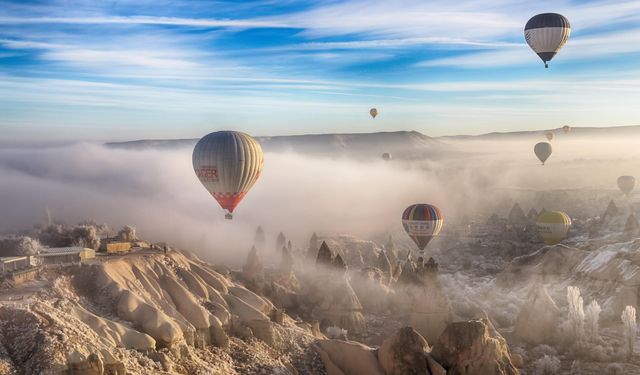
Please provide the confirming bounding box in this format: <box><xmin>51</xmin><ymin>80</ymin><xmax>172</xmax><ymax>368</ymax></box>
<box><xmin>418</xmin><ymin>28</ymin><xmax>640</xmax><ymax>68</ymax></box>
<box><xmin>0</xmin><ymin>15</ymin><xmax>293</xmax><ymax>29</ymax></box>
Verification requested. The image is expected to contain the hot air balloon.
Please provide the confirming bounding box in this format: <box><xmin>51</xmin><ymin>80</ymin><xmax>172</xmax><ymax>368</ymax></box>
<box><xmin>562</xmin><ymin>125</ymin><xmax>571</xmax><ymax>134</ymax></box>
<box><xmin>193</xmin><ymin>131</ymin><xmax>264</xmax><ymax>220</ymax></box>
<box><xmin>382</xmin><ymin>152</ymin><xmax>392</xmax><ymax>161</ymax></box>
<box><xmin>402</xmin><ymin>204</ymin><xmax>443</xmax><ymax>251</ymax></box>
<box><xmin>545</xmin><ymin>132</ymin><xmax>554</xmax><ymax>141</ymax></box>
<box><xmin>536</xmin><ymin>211</ymin><xmax>571</xmax><ymax>245</ymax></box>
<box><xmin>534</xmin><ymin>142</ymin><xmax>553</xmax><ymax>165</ymax></box>
<box><xmin>370</xmin><ymin>108</ymin><xmax>378</xmax><ymax>119</ymax></box>
<box><xmin>524</xmin><ymin>13</ymin><xmax>571</xmax><ymax>68</ymax></box>
<box><xmin>618</xmin><ymin>176</ymin><xmax>636</xmax><ymax>196</ymax></box>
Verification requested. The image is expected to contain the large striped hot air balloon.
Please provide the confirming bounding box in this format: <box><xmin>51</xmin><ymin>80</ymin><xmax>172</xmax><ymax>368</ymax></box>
<box><xmin>536</xmin><ymin>211</ymin><xmax>571</xmax><ymax>245</ymax></box>
<box><xmin>193</xmin><ymin>131</ymin><xmax>264</xmax><ymax>219</ymax></box>
<box><xmin>402</xmin><ymin>204</ymin><xmax>444</xmax><ymax>251</ymax></box>
<box><xmin>524</xmin><ymin>13</ymin><xmax>571</xmax><ymax>68</ymax></box>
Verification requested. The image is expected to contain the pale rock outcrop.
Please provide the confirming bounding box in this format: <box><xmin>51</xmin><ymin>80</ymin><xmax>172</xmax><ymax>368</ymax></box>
<box><xmin>513</xmin><ymin>284</ymin><xmax>560</xmax><ymax>345</ymax></box>
<box><xmin>376</xmin><ymin>250</ymin><xmax>392</xmax><ymax>284</ymax></box>
<box><xmin>431</xmin><ymin>319</ymin><xmax>519</xmax><ymax>375</ymax></box>
<box><xmin>314</xmin><ymin>340</ymin><xmax>384</xmax><ymax>375</ymax></box>
<box><xmin>351</xmin><ymin>267</ymin><xmax>393</xmax><ymax>312</ymax></box>
<box><xmin>69</xmin><ymin>304</ymin><xmax>156</xmax><ymax>351</ymax></box>
<box><xmin>160</xmin><ymin>275</ymin><xmax>229</xmax><ymax>347</ymax></box>
<box><xmin>408</xmin><ymin>258</ymin><xmax>453</xmax><ymax>343</ymax></box>
<box><xmin>314</xmin><ymin>278</ymin><xmax>367</xmax><ymax>335</ymax></box>
<box><xmin>384</xmin><ymin>235</ymin><xmax>399</xmax><ymax>265</ymax></box>
<box><xmin>229</xmin><ymin>286</ymin><xmax>274</xmax><ymax>316</ymax></box>
<box><xmin>224</xmin><ymin>293</ymin><xmax>277</xmax><ymax>345</ymax></box>
<box><xmin>116</xmin><ymin>290</ymin><xmax>183</xmax><ymax>348</ymax></box>
<box><xmin>311</xmin><ymin>242</ymin><xmax>366</xmax><ymax>335</ymax></box>
<box><xmin>378</xmin><ymin>327</ymin><xmax>430</xmax><ymax>375</ymax></box>
<box><xmin>189</xmin><ymin>263</ymin><xmax>231</xmax><ymax>294</ymax></box>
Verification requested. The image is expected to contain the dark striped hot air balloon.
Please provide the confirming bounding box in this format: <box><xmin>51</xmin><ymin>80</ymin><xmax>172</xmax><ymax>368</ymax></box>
<box><xmin>193</xmin><ymin>131</ymin><xmax>264</xmax><ymax>219</ymax></box>
<box><xmin>524</xmin><ymin>13</ymin><xmax>571</xmax><ymax>68</ymax></box>
<box><xmin>402</xmin><ymin>204</ymin><xmax>444</xmax><ymax>251</ymax></box>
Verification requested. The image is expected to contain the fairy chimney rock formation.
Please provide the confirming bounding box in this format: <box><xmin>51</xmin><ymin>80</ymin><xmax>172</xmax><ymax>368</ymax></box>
<box><xmin>254</xmin><ymin>226</ymin><xmax>265</xmax><ymax>247</ymax></box>
<box><xmin>603</xmin><ymin>200</ymin><xmax>619</xmax><ymax>221</ymax></box>
<box><xmin>243</xmin><ymin>246</ymin><xmax>264</xmax><ymax>281</ymax></box>
<box><xmin>276</xmin><ymin>232</ymin><xmax>286</xmax><ymax>251</ymax></box>
<box><xmin>513</xmin><ymin>284</ymin><xmax>560</xmax><ymax>345</ymax></box>
<box><xmin>279</xmin><ymin>246</ymin><xmax>294</xmax><ymax>274</ymax></box>
<box><xmin>624</xmin><ymin>213</ymin><xmax>639</xmax><ymax>237</ymax></box>
<box><xmin>308</xmin><ymin>232</ymin><xmax>319</xmax><ymax>258</ymax></box>
<box><xmin>508</xmin><ymin>203</ymin><xmax>527</xmax><ymax>225</ymax></box>
<box><xmin>527</xmin><ymin>208</ymin><xmax>539</xmax><ymax>221</ymax></box>
<box><xmin>316</xmin><ymin>241</ymin><xmax>333</xmax><ymax>267</ymax></box>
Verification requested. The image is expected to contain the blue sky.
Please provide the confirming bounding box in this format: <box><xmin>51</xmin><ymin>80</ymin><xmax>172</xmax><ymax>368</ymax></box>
<box><xmin>1</xmin><ymin>0</ymin><xmax>640</xmax><ymax>142</ymax></box>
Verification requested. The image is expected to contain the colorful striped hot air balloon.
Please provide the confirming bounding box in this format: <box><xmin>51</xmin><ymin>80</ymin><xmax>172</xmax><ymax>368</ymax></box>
<box><xmin>536</xmin><ymin>211</ymin><xmax>571</xmax><ymax>245</ymax></box>
<box><xmin>524</xmin><ymin>13</ymin><xmax>571</xmax><ymax>68</ymax></box>
<box><xmin>193</xmin><ymin>131</ymin><xmax>264</xmax><ymax>219</ymax></box>
<box><xmin>402</xmin><ymin>204</ymin><xmax>444</xmax><ymax>251</ymax></box>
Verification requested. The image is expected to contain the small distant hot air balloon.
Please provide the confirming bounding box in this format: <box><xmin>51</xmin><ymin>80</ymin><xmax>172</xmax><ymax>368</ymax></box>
<box><xmin>193</xmin><ymin>131</ymin><xmax>264</xmax><ymax>219</ymax></box>
<box><xmin>618</xmin><ymin>176</ymin><xmax>636</xmax><ymax>196</ymax></box>
<box><xmin>524</xmin><ymin>13</ymin><xmax>571</xmax><ymax>68</ymax></box>
<box><xmin>562</xmin><ymin>125</ymin><xmax>571</xmax><ymax>134</ymax></box>
<box><xmin>536</xmin><ymin>211</ymin><xmax>571</xmax><ymax>245</ymax></box>
<box><xmin>534</xmin><ymin>142</ymin><xmax>553</xmax><ymax>165</ymax></box>
<box><xmin>545</xmin><ymin>132</ymin><xmax>554</xmax><ymax>141</ymax></box>
<box><xmin>402</xmin><ymin>204</ymin><xmax>443</xmax><ymax>251</ymax></box>
<box><xmin>382</xmin><ymin>152</ymin><xmax>392</xmax><ymax>161</ymax></box>
<box><xmin>370</xmin><ymin>108</ymin><xmax>378</xmax><ymax>119</ymax></box>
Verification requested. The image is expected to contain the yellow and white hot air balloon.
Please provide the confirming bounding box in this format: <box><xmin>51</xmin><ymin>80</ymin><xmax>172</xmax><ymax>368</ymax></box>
<box><xmin>536</xmin><ymin>211</ymin><xmax>571</xmax><ymax>245</ymax></box>
<box><xmin>193</xmin><ymin>131</ymin><xmax>264</xmax><ymax>219</ymax></box>
<box><xmin>370</xmin><ymin>108</ymin><xmax>378</xmax><ymax>119</ymax></box>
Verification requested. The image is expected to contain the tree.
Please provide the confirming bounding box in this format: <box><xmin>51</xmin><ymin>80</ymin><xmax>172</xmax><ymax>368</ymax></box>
<box><xmin>0</xmin><ymin>236</ymin><xmax>42</xmax><ymax>256</ymax></box>
<box><xmin>567</xmin><ymin>286</ymin><xmax>585</xmax><ymax>341</ymax></box>
<box><xmin>621</xmin><ymin>305</ymin><xmax>637</xmax><ymax>359</ymax></box>
<box><xmin>585</xmin><ymin>300</ymin><xmax>601</xmax><ymax>342</ymax></box>
<box><xmin>117</xmin><ymin>225</ymin><xmax>137</xmax><ymax>242</ymax></box>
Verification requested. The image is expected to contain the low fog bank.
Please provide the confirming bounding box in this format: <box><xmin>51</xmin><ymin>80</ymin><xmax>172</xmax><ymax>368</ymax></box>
<box><xmin>1</xmin><ymin>135</ymin><xmax>638</xmax><ymax>264</ymax></box>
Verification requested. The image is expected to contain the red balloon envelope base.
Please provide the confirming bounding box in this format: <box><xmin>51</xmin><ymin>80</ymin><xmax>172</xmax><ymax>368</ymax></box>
<box><xmin>212</xmin><ymin>192</ymin><xmax>246</xmax><ymax>213</ymax></box>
